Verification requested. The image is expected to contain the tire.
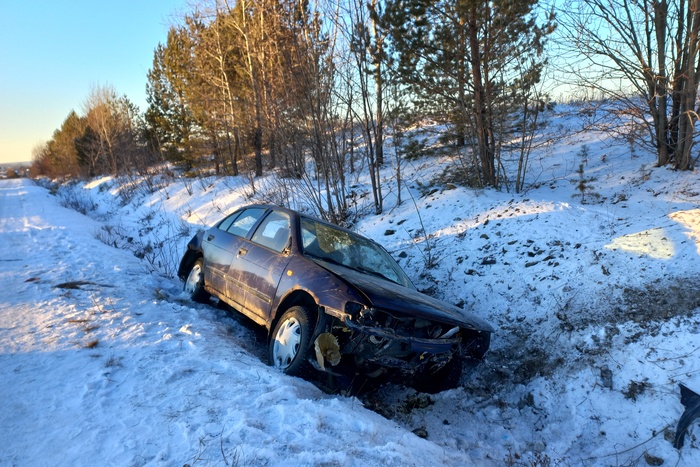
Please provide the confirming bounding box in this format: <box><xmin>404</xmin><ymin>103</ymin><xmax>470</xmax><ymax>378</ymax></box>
<box><xmin>269</xmin><ymin>306</ymin><xmax>313</xmax><ymax>376</ymax></box>
<box><xmin>412</xmin><ymin>355</ymin><xmax>463</xmax><ymax>394</ymax></box>
<box><xmin>184</xmin><ymin>258</ymin><xmax>210</xmax><ymax>303</ymax></box>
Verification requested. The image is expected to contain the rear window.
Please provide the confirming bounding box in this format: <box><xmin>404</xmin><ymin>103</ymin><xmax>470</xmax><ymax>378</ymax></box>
<box><xmin>219</xmin><ymin>207</ymin><xmax>266</xmax><ymax>238</ymax></box>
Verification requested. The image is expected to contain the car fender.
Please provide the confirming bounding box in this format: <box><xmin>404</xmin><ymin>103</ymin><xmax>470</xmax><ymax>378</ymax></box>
<box><xmin>270</xmin><ymin>255</ymin><xmax>368</xmax><ymax>322</ymax></box>
<box><xmin>177</xmin><ymin>231</ymin><xmax>204</xmax><ymax>280</ymax></box>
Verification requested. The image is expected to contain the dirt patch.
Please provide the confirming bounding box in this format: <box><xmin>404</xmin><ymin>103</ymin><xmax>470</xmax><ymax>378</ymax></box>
<box><xmin>474</xmin><ymin>277</ymin><xmax>700</xmax><ymax>393</ymax></box>
<box><xmin>555</xmin><ymin>277</ymin><xmax>700</xmax><ymax>334</ymax></box>
<box><xmin>616</xmin><ymin>281</ymin><xmax>700</xmax><ymax>325</ymax></box>
<box><xmin>471</xmin><ymin>345</ymin><xmax>565</xmax><ymax>392</ymax></box>
<box><xmin>54</xmin><ymin>281</ymin><xmax>114</xmax><ymax>290</ymax></box>
<box><xmin>622</xmin><ymin>380</ymin><xmax>651</xmax><ymax>401</ymax></box>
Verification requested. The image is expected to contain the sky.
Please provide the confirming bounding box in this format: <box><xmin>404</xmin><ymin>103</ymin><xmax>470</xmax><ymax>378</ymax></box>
<box><xmin>0</xmin><ymin>0</ymin><xmax>188</xmax><ymax>164</ymax></box>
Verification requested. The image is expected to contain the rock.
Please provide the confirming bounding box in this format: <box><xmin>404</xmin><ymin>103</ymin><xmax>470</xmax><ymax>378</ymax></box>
<box><xmin>643</xmin><ymin>452</ymin><xmax>663</xmax><ymax>466</ymax></box>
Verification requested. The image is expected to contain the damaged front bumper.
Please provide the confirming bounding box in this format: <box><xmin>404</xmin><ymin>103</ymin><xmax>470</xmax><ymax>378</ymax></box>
<box><xmin>343</xmin><ymin>318</ymin><xmax>461</xmax><ymax>354</ymax></box>
<box><xmin>313</xmin><ymin>308</ymin><xmax>464</xmax><ymax>377</ymax></box>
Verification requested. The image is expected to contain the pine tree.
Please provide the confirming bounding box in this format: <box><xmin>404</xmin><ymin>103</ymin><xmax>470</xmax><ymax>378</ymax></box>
<box><xmin>384</xmin><ymin>0</ymin><xmax>555</xmax><ymax>187</ymax></box>
<box><xmin>146</xmin><ymin>30</ymin><xmax>198</xmax><ymax>169</ymax></box>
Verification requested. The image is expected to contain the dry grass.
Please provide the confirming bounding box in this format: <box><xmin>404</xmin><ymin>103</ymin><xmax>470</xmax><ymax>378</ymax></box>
<box><xmin>84</xmin><ymin>339</ymin><xmax>99</xmax><ymax>349</ymax></box>
<box><xmin>105</xmin><ymin>355</ymin><xmax>123</xmax><ymax>368</ymax></box>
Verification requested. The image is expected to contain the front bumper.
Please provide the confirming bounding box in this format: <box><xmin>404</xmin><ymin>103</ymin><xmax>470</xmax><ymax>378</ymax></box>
<box><xmin>343</xmin><ymin>318</ymin><xmax>461</xmax><ymax>354</ymax></box>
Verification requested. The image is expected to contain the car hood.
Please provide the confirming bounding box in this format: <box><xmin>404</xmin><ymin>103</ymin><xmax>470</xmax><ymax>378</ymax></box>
<box><xmin>316</xmin><ymin>261</ymin><xmax>493</xmax><ymax>332</ymax></box>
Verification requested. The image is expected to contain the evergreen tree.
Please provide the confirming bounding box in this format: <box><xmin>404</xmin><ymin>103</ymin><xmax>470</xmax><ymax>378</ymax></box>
<box><xmin>384</xmin><ymin>0</ymin><xmax>555</xmax><ymax>187</ymax></box>
<box><xmin>146</xmin><ymin>29</ymin><xmax>199</xmax><ymax>169</ymax></box>
<box><xmin>47</xmin><ymin>111</ymin><xmax>85</xmax><ymax>178</ymax></box>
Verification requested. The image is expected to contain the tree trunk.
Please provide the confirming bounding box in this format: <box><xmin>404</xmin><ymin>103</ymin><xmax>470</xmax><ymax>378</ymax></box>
<box><xmin>654</xmin><ymin>0</ymin><xmax>670</xmax><ymax>166</ymax></box>
<box><xmin>371</xmin><ymin>3</ymin><xmax>384</xmax><ymax>166</ymax></box>
<box><xmin>675</xmin><ymin>0</ymin><xmax>700</xmax><ymax>170</ymax></box>
<box><xmin>467</xmin><ymin>5</ymin><xmax>496</xmax><ymax>186</ymax></box>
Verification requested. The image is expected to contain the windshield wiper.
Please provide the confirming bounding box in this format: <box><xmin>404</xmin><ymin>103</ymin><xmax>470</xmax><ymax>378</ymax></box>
<box><xmin>354</xmin><ymin>265</ymin><xmax>397</xmax><ymax>284</ymax></box>
<box><xmin>304</xmin><ymin>251</ymin><xmax>344</xmax><ymax>267</ymax></box>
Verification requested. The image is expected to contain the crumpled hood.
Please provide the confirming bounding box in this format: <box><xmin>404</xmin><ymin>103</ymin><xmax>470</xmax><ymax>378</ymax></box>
<box><xmin>317</xmin><ymin>261</ymin><xmax>493</xmax><ymax>332</ymax></box>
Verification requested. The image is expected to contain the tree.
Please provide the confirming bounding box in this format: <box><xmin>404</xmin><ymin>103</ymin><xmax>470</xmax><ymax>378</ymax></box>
<box><xmin>145</xmin><ymin>0</ymin><xmax>348</xmax><ymax>220</ymax></box>
<box><xmin>31</xmin><ymin>142</ymin><xmax>54</xmax><ymax>178</ymax></box>
<box><xmin>30</xmin><ymin>111</ymin><xmax>86</xmax><ymax>179</ymax></box>
<box><xmin>559</xmin><ymin>0</ymin><xmax>700</xmax><ymax>170</ymax></box>
<box><xmin>279</xmin><ymin>0</ymin><xmax>350</xmax><ymax>222</ymax></box>
<box><xmin>344</xmin><ymin>0</ymin><xmax>388</xmax><ymax>214</ymax></box>
<box><xmin>52</xmin><ymin>111</ymin><xmax>84</xmax><ymax>177</ymax></box>
<box><xmin>217</xmin><ymin>0</ymin><xmax>268</xmax><ymax>177</ymax></box>
<box><xmin>146</xmin><ymin>29</ymin><xmax>200</xmax><ymax>169</ymax></box>
<box><xmin>77</xmin><ymin>85</ymin><xmax>149</xmax><ymax>176</ymax></box>
<box><xmin>191</xmin><ymin>10</ymin><xmax>246</xmax><ymax>176</ymax></box>
<box><xmin>385</xmin><ymin>0</ymin><xmax>554</xmax><ymax>187</ymax></box>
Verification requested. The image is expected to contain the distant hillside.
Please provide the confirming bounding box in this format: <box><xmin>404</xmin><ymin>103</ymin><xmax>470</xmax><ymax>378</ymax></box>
<box><xmin>1</xmin><ymin>161</ymin><xmax>30</xmax><ymax>169</ymax></box>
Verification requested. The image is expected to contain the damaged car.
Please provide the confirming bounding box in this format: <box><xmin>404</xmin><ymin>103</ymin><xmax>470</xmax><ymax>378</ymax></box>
<box><xmin>178</xmin><ymin>204</ymin><xmax>492</xmax><ymax>392</ymax></box>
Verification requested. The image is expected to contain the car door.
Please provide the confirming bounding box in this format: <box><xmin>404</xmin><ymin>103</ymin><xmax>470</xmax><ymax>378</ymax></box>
<box><xmin>201</xmin><ymin>211</ymin><xmax>240</xmax><ymax>296</ymax></box>
<box><xmin>233</xmin><ymin>210</ymin><xmax>292</xmax><ymax>321</ymax></box>
<box><xmin>202</xmin><ymin>207</ymin><xmax>267</xmax><ymax>308</ymax></box>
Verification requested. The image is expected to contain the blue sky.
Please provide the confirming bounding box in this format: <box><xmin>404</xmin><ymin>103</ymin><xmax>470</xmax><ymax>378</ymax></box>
<box><xmin>0</xmin><ymin>0</ymin><xmax>187</xmax><ymax>164</ymax></box>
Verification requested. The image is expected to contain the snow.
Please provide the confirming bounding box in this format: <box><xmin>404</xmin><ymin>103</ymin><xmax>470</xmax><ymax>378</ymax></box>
<box><xmin>2</xmin><ymin>106</ymin><xmax>700</xmax><ymax>465</ymax></box>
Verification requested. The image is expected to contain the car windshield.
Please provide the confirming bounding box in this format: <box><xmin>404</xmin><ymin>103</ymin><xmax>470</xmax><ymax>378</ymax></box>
<box><xmin>300</xmin><ymin>218</ymin><xmax>413</xmax><ymax>288</ymax></box>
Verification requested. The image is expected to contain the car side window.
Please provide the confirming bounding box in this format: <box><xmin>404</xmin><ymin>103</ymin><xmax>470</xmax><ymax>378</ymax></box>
<box><xmin>251</xmin><ymin>211</ymin><xmax>291</xmax><ymax>253</ymax></box>
<box><xmin>225</xmin><ymin>207</ymin><xmax>266</xmax><ymax>238</ymax></box>
<box><xmin>300</xmin><ymin>221</ymin><xmax>316</xmax><ymax>250</ymax></box>
<box><xmin>217</xmin><ymin>211</ymin><xmax>241</xmax><ymax>232</ymax></box>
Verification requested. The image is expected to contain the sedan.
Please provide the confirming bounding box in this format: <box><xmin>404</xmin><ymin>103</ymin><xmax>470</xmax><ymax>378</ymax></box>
<box><xmin>178</xmin><ymin>204</ymin><xmax>492</xmax><ymax>392</ymax></box>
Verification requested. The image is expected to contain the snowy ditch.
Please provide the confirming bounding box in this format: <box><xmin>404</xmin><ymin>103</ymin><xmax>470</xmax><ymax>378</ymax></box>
<box><xmin>4</xmin><ymin>117</ymin><xmax>700</xmax><ymax>465</ymax></box>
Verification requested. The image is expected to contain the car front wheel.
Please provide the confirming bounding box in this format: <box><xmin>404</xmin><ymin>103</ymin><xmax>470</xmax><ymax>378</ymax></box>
<box><xmin>184</xmin><ymin>258</ymin><xmax>210</xmax><ymax>303</ymax></box>
<box><xmin>269</xmin><ymin>306</ymin><xmax>312</xmax><ymax>376</ymax></box>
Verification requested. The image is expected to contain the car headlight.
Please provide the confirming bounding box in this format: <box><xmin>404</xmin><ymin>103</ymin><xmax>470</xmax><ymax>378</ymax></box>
<box><xmin>344</xmin><ymin>301</ymin><xmax>366</xmax><ymax>318</ymax></box>
<box><xmin>345</xmin><ymin>302</ymin><xmax>381</xmax><ymax>325</ymax></box>
<box><xmin>358</xmin><ymin>307</ymin><xmax>377</xmax><ymax>324</ymax></box>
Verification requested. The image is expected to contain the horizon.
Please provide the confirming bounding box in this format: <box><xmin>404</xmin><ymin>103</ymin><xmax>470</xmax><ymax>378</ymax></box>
<box><xmin>1</xmin><ymin>161</ymin><xmax>31</xmax><ymax>167</ymax></box>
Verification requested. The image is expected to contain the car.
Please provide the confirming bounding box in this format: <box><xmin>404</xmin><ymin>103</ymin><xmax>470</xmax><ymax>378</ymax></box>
<box><xmin>178</xmin><ymin>204</ymin><xmax>493</xmax><ymax>392</ymax></box>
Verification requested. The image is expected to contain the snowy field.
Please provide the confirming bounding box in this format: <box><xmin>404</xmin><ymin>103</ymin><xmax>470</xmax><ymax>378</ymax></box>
<box><xmin>2</xmin><ymin>106</ymin><xmax>700</xmax><ymax>466</ymax></box>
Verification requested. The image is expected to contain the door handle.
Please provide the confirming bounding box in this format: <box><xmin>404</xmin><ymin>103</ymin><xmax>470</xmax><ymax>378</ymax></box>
<box><xmin>238</xmin><ymin>248</ymin><xmax>248</xmax><ymax>256</ymax></box>
<box><xmin>207</xmin><ymin>234</ymin><xmax>215</xmax><ymax>241</ymax></box>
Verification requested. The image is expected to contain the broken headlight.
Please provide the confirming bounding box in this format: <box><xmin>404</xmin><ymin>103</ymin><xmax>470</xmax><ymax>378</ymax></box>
<box><xmin>358</xmin><ymin>307</ymin><xmax>378</xmax><ymax>325</ymax></box>
<box><xmin>344</xmin><ymin>301</ymin><xmax>365</xmax><ymax>318</ymax></box>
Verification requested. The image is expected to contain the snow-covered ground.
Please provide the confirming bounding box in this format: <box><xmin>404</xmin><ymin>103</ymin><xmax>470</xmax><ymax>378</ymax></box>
<box><xmin>2</xmin><ymin>106</ymin><xmax>700</xmax><ymax>466</ymax></box>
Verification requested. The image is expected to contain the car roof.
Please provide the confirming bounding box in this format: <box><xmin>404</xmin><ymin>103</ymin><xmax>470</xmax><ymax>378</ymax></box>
<box><xmin>244</xmin><ymin>203</ymin><xmax>358</xmax><ymax>237</ymax></box>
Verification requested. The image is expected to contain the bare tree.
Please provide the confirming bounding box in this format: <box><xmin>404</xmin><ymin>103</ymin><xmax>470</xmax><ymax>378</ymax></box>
<box><xmin>77</xmin><ymin>84</ymin><xmax>148</xmax><ymax>176</ymax></box>
<box><xmin>343</xmin><ymin>0</ymin><xmax>388</xmax><ymax>214</ymax></box>
<box><xmin>558</xmin><ymin>0</ymin><xmax>700</xmax><ymax>170</ymax></box>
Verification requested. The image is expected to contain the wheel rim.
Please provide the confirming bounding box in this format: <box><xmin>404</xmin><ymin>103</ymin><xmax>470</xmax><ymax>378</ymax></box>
<box><xmin>184</xmin><ymin>263</ymin><xmax>202</xmax><ymax>295</ymax></box>
<box><xmin>272</xmin><ymin>317</ymin><xmax>301</xmax><ymax>369</ymax></box>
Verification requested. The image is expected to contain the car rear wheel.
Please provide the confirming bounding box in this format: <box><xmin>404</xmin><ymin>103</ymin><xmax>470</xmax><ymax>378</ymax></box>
<box><xmin>184</xmin><ymin>258</ymin><xmax>210</xmax><ymax>303</ymax></box>
<box><xmin>269</xmin><ymin>306</ymin><xmax>312</xmax><ymax>376</ymax></box>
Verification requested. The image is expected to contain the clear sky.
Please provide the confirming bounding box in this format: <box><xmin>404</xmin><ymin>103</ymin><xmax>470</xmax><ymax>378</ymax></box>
<box><xmin>0</xmin><ymin>0</ymin><xmax>187</xmax><ymax>164</ymax></box>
